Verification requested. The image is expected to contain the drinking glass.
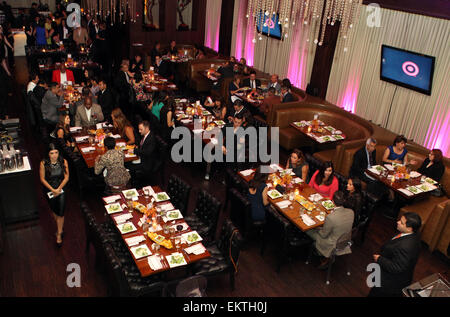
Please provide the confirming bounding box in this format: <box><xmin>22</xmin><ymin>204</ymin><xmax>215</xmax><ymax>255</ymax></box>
<box><xmin>163</xmin><ymin>224</ymin><xmax>169</xmax><ymax>235</ymax></box>
<box><xmin>175</xmin><ymin>236</ymin><xmax>181</xmax><ymax>251</ymax></box>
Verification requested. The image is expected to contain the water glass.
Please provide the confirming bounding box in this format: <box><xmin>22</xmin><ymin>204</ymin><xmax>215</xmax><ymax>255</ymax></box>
<box><xmin>175</xmin><ymin>236</ymin><xmax>181</xmax><ymax>250</ymax></box>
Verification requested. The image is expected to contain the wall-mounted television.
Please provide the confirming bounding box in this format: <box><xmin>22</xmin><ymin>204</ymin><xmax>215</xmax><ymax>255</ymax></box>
<box><xmin>256</xmin><ymin>11</ymin><xmax>282</xmax><ymax>40</ymax></box>
<box><xmin>380</xmin><ymin>45</ymin><xmax>435</xmax><ymax>95</ymax></box>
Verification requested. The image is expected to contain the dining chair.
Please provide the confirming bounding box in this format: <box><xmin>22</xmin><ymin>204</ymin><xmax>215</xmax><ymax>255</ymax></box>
<box><xmin>166</xmin><ymin>174</ymin><xmax>191</xmax><ymax>215</ymax></box>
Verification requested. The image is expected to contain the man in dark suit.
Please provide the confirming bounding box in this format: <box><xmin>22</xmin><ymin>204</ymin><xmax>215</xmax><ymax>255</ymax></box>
<box><xmin>97</xmin><ymin>78</ymin><xmax>115</xmax><ymax>123</ymax></box>
<box><xmin>114</xmin><ymin>63</ymin><xmax>133</xmax><ymax>115</ymax></box>
<box><xmin>154</xmin><ymin>55</ymin><xmax>171</xmax><ymax>78</ymax></box>
<box><xmin>242</xmin><ymin>71</ymin><xmax>261</xmax><ymax>90</ymax></box>
<box><xmin>150</xmin><ymin>42</ymin><xmax>163</xmax><ymax>65</ymax></box>
<box><xmin>129</xmin><ymin>120</ymin><xmax>159</xmax><ymax>185</ymax></box>
<box><xmin>227</xmin><ymin>99</ymin><xmax>253</xmax><ymax>127</ymax></box>
<box><xmin>350</xmin><ymin>138</ymin><xmax>378</xmax><ymax>191</ymax></box>
<box><xmin>369</xmin><ymin>212</ymin><xmax>422</xmax><ymax>297</ymax></box>
<box><xmin>280</xmin><ymin>84</ymin><xmax>294</xmax><ymax>103</ymax></box>
<box><xmin>212</xmin><ymin>60</ymin><xmax>234</xmax><ymax>90</ymax></box>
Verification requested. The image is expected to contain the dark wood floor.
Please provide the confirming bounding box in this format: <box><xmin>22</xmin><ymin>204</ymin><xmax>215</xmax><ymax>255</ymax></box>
<box><xmin>0</xmin><ymin>57</ymin><xmax>448</xmax><ymax>297</ymax></box>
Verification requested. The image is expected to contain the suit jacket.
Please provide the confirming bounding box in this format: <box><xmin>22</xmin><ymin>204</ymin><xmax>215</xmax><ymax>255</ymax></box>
<box><xmin>350</xmin><ymin>146</ymin><xmax>377</xmax><ymax>180</ymax></box>
<box><xmin>134</xmin><ymin>132</ymin><xmax>158</xmax><ymax>174</ymax></box>
<box><xmin>41</xmin><ymin>90</ymin><xmax>64</xmax><ymax>124</ymax></box>
<box><xmin>97</xmin><ymin>88</ymin><xmax>115</xmax><ymax>119</ymax></box>
<box><xmin>233</xmin><ymin>107</ymin><xmax>254</xmax><ymax>126</ymax></box>
<box><xmin>306</xmin><ymin>206</ymin><xmax>354</xmax><ymax>258</ymax></box>
<box><xmin>52</xmin><ymin>70</ymin><xmax>75</xmax><ymax>85</ymax></box>
<box><xmin>154</xmin><ymin>60</ymin><xmax>171</xmax><ymax>78</ymax></box>
<box><xmin>267</xmin><ymin>82</ymin><xmax>281</xmax><ymax>94</ymax></box>
<box><xmin>282</xmin><ymin>92</ymin><xmax>295</xmax><ymax>103</ymax></box>
<box><xmin>74</xmin><ymin>103</ymin><xmax>104</xmax><ymax>127</ymax></box>
<box><xmin>242</xmin><ymin>78</ymin><xmax>261</xmax><ymax>89</ymax></box>
<box><xmin>376</xmin><ymin>233</ymin><xmax>421</xmax><ymax>296</ymax></box>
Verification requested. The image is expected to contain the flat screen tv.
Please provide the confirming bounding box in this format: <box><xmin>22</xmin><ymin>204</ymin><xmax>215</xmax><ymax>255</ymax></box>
<box><xmin>256</xmin><ymin>11</ymin><xmax>282</xmax><ymax>40</ymax></box>
<box><xmin>380</xmin><ymin>45</ymin><xmax>435</xmax><ymax>95</ymax></box>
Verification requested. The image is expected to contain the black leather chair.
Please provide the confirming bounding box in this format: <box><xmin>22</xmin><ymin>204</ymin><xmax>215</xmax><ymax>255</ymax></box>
<box><xmin>261</xmin><ymin>205</ymin><xmax>312</xmax><ymax>272</ymax></box>
<box><xmin>191</xmin><ymin>219</ymin><xmax>243</xmax><ymax>291</ymax></box>
<box><xmin>103</xmin><ymin>243</ymin><xmax>166</xmax><ymax>297</ymax></box>
<box><xmin>73</xmin><ymin>153</ymin><xmax>106</xmax><ymax>199</ymax></box>
<box><xmin>163</xmin><ymin>275</ymin><xmax>208</xmax><ymax>297</ymax></box>
<box><xmin>154</xmin><ymin>135</ymin><xmax>170</xmax><ymax>187</ymax></box>
<box><xmin>184</xmin><ymin>189</ymin><xmax>222</xmax><ymax>245</ymax></box>
<box><xmin>355</xmin><ymin>190</ymin><xmax>380</xmax><ymax>244</ymax></box>
<box><xmin>305</xmin><ymin>153</ymin><xmax>323</xmax><ymax>182</ymax></box>
<box><xmin>166</xmin><ymin>174</ymin><xmax>191</xmax><ymax>215</ymax></box>
<box><xmin>229</xmin><ymin>188</ymin><xmax>264</xmax><ymax>242</ymax></box>
<box><xmin>224</xmin><ymin>167</ymin><xmax>248</xmax><ymax>211</ymax></box>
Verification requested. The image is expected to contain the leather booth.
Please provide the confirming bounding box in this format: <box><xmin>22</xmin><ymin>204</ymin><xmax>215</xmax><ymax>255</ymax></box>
<box><xmin>188</xmin><ymin>58</ymin><xmax>230</xmax><ymax>93</ymax></box>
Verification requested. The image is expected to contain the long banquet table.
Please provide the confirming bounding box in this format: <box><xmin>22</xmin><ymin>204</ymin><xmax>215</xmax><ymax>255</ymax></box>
<box><xmin>102</xmin><ymin>186</ymin><xmax>210</xmax><ymax>277</ymax></box>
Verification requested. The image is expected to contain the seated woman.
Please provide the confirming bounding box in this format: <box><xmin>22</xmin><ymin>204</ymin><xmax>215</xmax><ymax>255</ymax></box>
<box><xmin>344</xmin><ymin>178</ymin><xmax>363</xmax><ymax>225</ymax></box>
<box><xmin>80</xmin><ymin>69</ymin><xmax>94</xmax><ymax>87</ymax></box>
<box><xmin>238</xmin><ymin>58</ymin><xmax>251</xmax><ymax>76</ymax></box>
<box><xmin>204</xmin><ymin>96</ymin><xmax>227</xmax><ymax>120</ymax></box>
<box><xmin>309</xmin><ymin>161</ymin><xmax>339</xmax><ymax>199</ymax></box>
<box><xmin>111</xmin><ymin>108</ymin><xmax>136</xmax><ymax>145</ymax></box>
<box><xmin>382</xmin><ymin>135</ymin><xmax>417</xmax><ymax>166</ymax></box>
<box><xmin>94</xmin><ymin>137</ymin><xmax>131</xmax><ymax>189</ymax></box>
<box><xmin>53</xmin><ymin>114</ymin><xmax>75</xmax><ymax>149</ymax></box>
<box><xmin>418</xmin><ymin>149</ymin><xmax>445</xmax><ymax>182</ymax></box>
<box><xmin>286</xmin><ymin>149</ymin><xmax>309</xmax><ymax>183</ymax></box>
<box><xmin>147</xmin><ymin>91</ymin><xmax>168</xmax><ymax>121</ymax></box>
<box><xmin>248</xmin><ymin>167</ymin><xmax>269</xmax><ymax>221</ymax></box>
<box><xmin>159</xmin><ymin>97</ymin><xmax>176</xmax><ymax>141</ymax></box>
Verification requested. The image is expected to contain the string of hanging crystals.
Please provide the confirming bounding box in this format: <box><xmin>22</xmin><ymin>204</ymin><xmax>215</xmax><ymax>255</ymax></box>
<box><xmin>80</xmin><ymin>0</ymin><xmax>137</xmax><ymax>24</ymax></box>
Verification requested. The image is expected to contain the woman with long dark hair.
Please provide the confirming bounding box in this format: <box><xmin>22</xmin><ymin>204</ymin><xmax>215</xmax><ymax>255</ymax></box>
<box><xmin>248</xmin><ymin>166</ymin><xmax>269</xmax><ymax>221</ymax></box>
<box><xmin>309</xmin><ymin>161</ymin><xmax>339</xmax><ymax>199</ymax></box>
<box><xmin>53</xmin><ymin>114</ymin><xmax>75</xmax><ymax>148</ymax></box>
<box><xmin>286</xmin><ymin>148</ymin><xmax>309</xmax><ymax>182</ymax></box>
<box><xmin>160</xmin><ymin>97</ymin><xmax>176</xmax><ymax>141</ymax></box>
<box><xmin>418</xmin><ymin>149</ymin><xmax>445</xmax><ymax>182</ymax></box>
<box><xmin>39</xmin><ymin>143</ymin><xmax>69</xmax><ymax>247</ymax></box>
<box><xmin>344</xmin><ymin>178</ymin><xmax>363</xmax><ymax>225</ymax></box>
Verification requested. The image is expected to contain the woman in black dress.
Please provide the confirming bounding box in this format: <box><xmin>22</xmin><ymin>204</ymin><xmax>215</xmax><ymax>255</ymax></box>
<box><xmin>344</xmin><ymin>178</ymin><xmax>363</xmax><ymax>226</ymax></box>
<box><xmin>53</xmin><ymin>114</ymin><xmax>75</xmax><ymax>149</ymax></box>
<box><xmin>159</xmin><ymin>97</ymin><xmax>176</xmax><ymax>142</ymax></box>
<box><xmin>39</xmin><ymin>143</ymin><xmax>69</xmax><ymax>246</ymax></box>
<box><xmin>418</xmin><ymin>149</ymin><xmax>445</xmax><ymax>182</ymax></box>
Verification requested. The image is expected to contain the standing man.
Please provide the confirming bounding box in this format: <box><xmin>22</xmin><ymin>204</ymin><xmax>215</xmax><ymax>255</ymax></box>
<box><xmin>369</xmin><ymin>212</ymin><xmax>422</xmax><ymax>297</ymax></box>
<box><xmin>97</xmin><ymin>78</ymin><xmax>115</xmax><ymax>123</ymax></box>
<box><xmin>41</xmin><ymin>82</ymin><xmax>64</xmax><ymax>128</ymax></box>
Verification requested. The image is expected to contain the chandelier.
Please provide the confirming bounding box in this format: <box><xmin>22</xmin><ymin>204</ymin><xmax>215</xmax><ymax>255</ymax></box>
<box><xmin>246</xmin><ymin>0</ymin><xmax>362</xmax><ymax>45</ymax></box>
<box><xmin>81</xmin><ymin>0</ymin><xmax>137</xmax><ymax>24</ymax></box>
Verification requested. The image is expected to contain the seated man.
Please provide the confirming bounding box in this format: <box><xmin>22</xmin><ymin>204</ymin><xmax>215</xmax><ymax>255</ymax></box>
<box><xmin>242</xmin><ymin>70</ymin><xmax>261</xmax><ymax>90</ymax></box>
<box><xmin>41</xmin><ymin>82</ymin><xmax>64</xmax><ymax>127</ymax></box>
<box><xmin>306</xmin><ymin>191</ymin><xmax>354</xmax><ymax>269</ymax></box>
<box><xmin>154</xmin><ymin>55</ymin><xmax>171</xmax><ymax>78</ymax></box>
<box><xmin>212</xmin><ymin>60</ymin><xmax>234</xmax><ymax>90</ymax></box>
<box><xmin>260</xmin><ymin>87</ymin><xmax>280</xmax><ymax>118</ymax></box>
<box><xmin>74</xmin><ymin>96</ymin><xmax>104</xmax><ymax>127</ymax></box>
<box><xmin>27</xmin><ymin>72</ymin><xmax>39</xmax><ymax>93</ymax></box>
<box><xmin>227</xmin><ymin>99</ymin><xmax>253</xmax><ymax>127</ymax></box>
<box><xmin>349</xmin><ymin>138</ymin><xmax>379</xmax><ymax>192</ymax></box>
<box><xmin>267</xmin><ymin>74</ymin><xmax>281</xmax><ymax>95</ymax></box>
<box><xmin>52</xmin><ymin>64</ymin><xmax>75</xmax><ymax>85</ymax></box>
<box><xmin>280</xmin><ymin>84</ymin><xmax>294</xmax><ymax>103</ymax></box>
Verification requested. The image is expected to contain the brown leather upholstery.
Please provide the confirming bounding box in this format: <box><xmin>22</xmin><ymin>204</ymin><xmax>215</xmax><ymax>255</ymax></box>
<box><xmin>436</xmin><ymin>205</ymin><xmax>450</xmax><ymax>257</ymax></box>
<box><xmin>188</xmin><ymin>59</ymin><xmax>229</xmax><ymax>92</ymax></box>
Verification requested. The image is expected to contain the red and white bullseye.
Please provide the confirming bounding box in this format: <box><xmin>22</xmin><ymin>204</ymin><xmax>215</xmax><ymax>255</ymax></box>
<box><xmin>402</xmin><ymin>61</ymin><xmax>419</xmax><ymax>77</ymax></box>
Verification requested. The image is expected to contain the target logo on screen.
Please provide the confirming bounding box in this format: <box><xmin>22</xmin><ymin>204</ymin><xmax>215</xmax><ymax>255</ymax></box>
<box><xmin>265</xmin><ymin>18</ymin><xmax>275</xmax><ymax>29</ymax></box>
<box><xmin>402</xmin><ymin>61</ymin><xmax>420</xmax><ymax>77</ymax></box>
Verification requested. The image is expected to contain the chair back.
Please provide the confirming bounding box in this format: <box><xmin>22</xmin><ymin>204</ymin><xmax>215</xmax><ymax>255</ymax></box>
<box><xmin>217</xmin><ymin>219</ymin><xmax>243</xmax><ymax>272</ymax></box>
<box><xmin>166</xmin><ymin>174</ymin><xmax>191</xmax><ymax>215</ymax></box>
<box><xmin>175</xmin><ymin>276</ymin><xmax>208</xmax><ymax>297</ymax></box>
<box><xmin>192</xmin><ymin>189</ymin><xmax>222</xmax><ymax>240</ymax></box>
<box><xmin>229</xmin><ymin>188</ymin><xmax>251</xmax><ymax>234</ymax></box>
<box><xmin>333</xmin><ymin>229</ymin><xmax>355</xmax><ymax>257</ymax></box>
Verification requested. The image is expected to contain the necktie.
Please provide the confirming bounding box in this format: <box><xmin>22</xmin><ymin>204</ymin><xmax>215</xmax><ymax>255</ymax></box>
<box><xmin>393</xmin><ymin>233</ymin><xmax>402</xmax><ymax>240</ymax></box>
<box><xmin>140</xmin><ymin>135</ymin><xmax>146</xmax><ymax>147</ymax></box>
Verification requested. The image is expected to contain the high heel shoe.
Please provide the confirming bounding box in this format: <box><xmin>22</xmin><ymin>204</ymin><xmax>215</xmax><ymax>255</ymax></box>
<box><xmin>56</xmin><ymin>232</ymin><xmax>63</xmax><ymax>247</ymax></box>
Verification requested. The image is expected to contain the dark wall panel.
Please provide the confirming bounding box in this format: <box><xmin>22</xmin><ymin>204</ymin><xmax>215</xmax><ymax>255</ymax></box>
<box><xmin>362</xmin><ymin>0</ymin><xmax>450</xmax><ymax>20</ymax></box>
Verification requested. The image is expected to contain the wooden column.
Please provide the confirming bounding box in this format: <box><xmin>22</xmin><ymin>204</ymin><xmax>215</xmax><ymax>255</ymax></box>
<box><xmin>218</xmin><ymin>0</ymin><xmax>235</xmax><ymax>56</ymax></box>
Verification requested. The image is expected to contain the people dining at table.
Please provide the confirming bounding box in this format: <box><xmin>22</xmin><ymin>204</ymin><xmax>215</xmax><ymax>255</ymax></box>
<box><xmin>111</xmin><ymin>108</ymin><xmax>135</xmax><ymax>145</ymax></box>
<box><xmin>39</xmin><ymin>143</ymin><xmax>69</xmax><ymax>247</ymax></box>
<box><xmin>74</xmin><ymin>96</ymin><xmax>104</xmax><ymax>127</ymax></box>
<box><xmin>53</xmin><ymin>114</ymin><xmax>75</xmax><ymax>149</ymax></box>
<box><xmin>248</xmin><ymin>167</ymin><xmax>270</xmax><ymax>221</ymax></box>
<box><xmin>52</xmin><ymin>64</ymin><xmax>75</xmax><ymax>85</ymax></box>
<box><xmin>204</xmin><ymin>96</ymin><xmax>227</xmax><ymax>120</ymax></box>
<box><xmin>382</xmin><ymin>135</ymin><xmax>417</xmax><ymax>166</ymax></box>
<box><xmin>227</xmin><ymin>99</ymin><xmax>253</xmax><ymax>127</ymax></box>
<box><xmin>41</xmin><ymin>82</ymin><xmax>64</xmax><ymax>128</ymax></box>
<box><xmin>280</xmin><ymin>84</ymin><xmax>294</xmax><ymax>103</ymax></box>
<box><xmin>309</xmin><ymin>161</ymin><xmax>339</xmax><ymax>200</ymax></box>
<box><xmin>150</xmin><ymin>41</ymin><xmax>163</xmax><ymax>65</ymax></box>
<box><xmin>94</xmin><ymin>136</ymin><xmax>131</xmax><ymax>189</ymax></box>
<box><xmin>147</xmin><ymin>90</ymin><xmax>168</xmax><ymax>121</ymax></box>
<box><xmin>417</xmin><ymin>149</ymin><xmax>445</xmax><ymax>182</ymax></box>
<box><xmin>344</xmin><ymin>178</ymin><xmax>363</xmax><ymax>225</ymax></box>
<box><xmin>286</xmin><ymin>149</ymin><xmax>309</xmax><ymax>183</ymax></box>
<box><xmin>349</xmin><ymin>138</ymin><xmax>378</xmax><ymax>192</ymax></box>
<box><xmin>242</xmin><ymin>70</ymin><xmax>261</xmax><ymax>90</ymax></box>
<box><xmin>267</xmin><ymin>74</ymin><xmax>281</xmax><ymax>94</ymax></box>
<box><xmin>306</xmin><ymin>190</ymin><xmax>354</xmax><ymax>270</ymax></box>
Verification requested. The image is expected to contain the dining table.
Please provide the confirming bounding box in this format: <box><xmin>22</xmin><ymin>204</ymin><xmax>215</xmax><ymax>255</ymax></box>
<box><xmin>70</xmin><ymin>126</ymin><xmax>139</xmax><ymax>168</ymax></box>
<box><xmin>102</xmin><ymin>186</ymin><xmax>210</xmax><ymax>277</ymax></box>
<box><xmin>238</xmin><ymin>165</ymin><xmax>334</xmax><ymax>232</ymax></box>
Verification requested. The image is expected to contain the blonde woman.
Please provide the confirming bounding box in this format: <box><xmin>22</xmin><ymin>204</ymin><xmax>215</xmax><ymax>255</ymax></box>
<box><xmin>111</xmin><ymin>108</ymin><xmax>136</xmax><ymax>145</ymax></box>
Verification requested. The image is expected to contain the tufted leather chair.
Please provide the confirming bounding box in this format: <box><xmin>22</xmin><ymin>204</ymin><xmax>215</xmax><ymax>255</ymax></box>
<box><xmin>224</xmin><ymin>167</ymin><xmax>248</xmax><ymax>210</ymax></box>
<box><xmin>305</xmin><ymin>153</ymin><xmax>323</xmax><ymax>182</ymax></box>
<box><xmin>262</xmin><ymin>205</ymin><xmax>312</xmax><ymax>272</ymax></box>
<box><xmin>191</xmin><ymin>219</ymin><xmax>243</xmax><ymax>291</ymax></box>
<box><xmin>163</xmin><ymin>275</ymin><xmax>208</xmax><ymax>297</ymax></box>
<box><xmin>355</xmin><ymin>190</ymin><xmax>380</xmax><ymax>245</ymax></box>
<box><xmin>154</xmin><ymin>135</ymin><xmax>170</xmax><ymax>187</ymax></box>
<box><xmin>103</xmin><ymin>243</ymin><xmax>166</xmax><ymax>297</ymax></box>
<box><xmin>184</xmin><ymin>190</ymin><xmax>222</xmax><ymax>245</ymax></box>
<box><xmin>229</xmin><ymin>188</ymin><xmax>264</xmax><ymax>242</ymax></box>
<box><xmin>166</xmin><ymin>174</ymin><xmax>191</xmax><ymax>215</ymax></box>
<box><xmin>73</xmin><ymin>153</ymin><xmax>106</xmax><ymax>199</ymax></box>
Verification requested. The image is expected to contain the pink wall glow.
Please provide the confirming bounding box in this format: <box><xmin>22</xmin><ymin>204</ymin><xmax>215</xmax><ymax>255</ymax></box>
<box><xmin>204</xmin><ymin>1</ymin><xmax>221</xmax><ymax>52</ymax></box>
<box><xmin>287</xmin><ymin>24</ymin><xmax>307</xmax><ymax>90</ymax></box>
<box><xmin>243</xmin><ymin>17</ymin><xmax>255</xmax><ymax>66</ymax></box>
<box><xmin>425</xmin><ymin>106</ymin><xmax>450</xmax><ymax>157</ymax></box>
<box><xmin>233</xmin><ymin>0</ymin><xmax>247</xmax><ymax>60</ymax></box>
<box><xmin>338</xmin><ymin>71</ymin><xmax>361</xmax><ymax>114</ymax></box>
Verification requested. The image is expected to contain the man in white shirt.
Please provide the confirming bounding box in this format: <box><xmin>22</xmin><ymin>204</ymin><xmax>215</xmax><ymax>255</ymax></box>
<box><xmin>27</xmin><ymin>72</ymin><xmax>39</xmax><ymax>93</ymax></box>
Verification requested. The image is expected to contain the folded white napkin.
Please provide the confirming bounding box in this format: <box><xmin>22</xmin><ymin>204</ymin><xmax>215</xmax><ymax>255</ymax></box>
<box><xmin>69</xmin><ymin>126</ymin><xmax>82</xmax><ymax>132</ymax></box>
<box><xmin>368</xmin><ymin>168</ymin><xmax>380</xmax><ymax>175</ymax></box>
<box><xmin>185</xmin><ymin>243</ymin><xmax>206</xmax><ymax>255</ymax></box>
<box><xmin>315</xmin><ymin>215</ymin><xmax>325</xmax><ymax>222</ymax></box>
<box><xmin>180</xmin><ymin>119</ymin><xmax>192</xmax><ymax>124</ymax></box>
<box><xmin>384</xmin><ymin>164</ymin><xmax>394</xmax><ymax>171</ymax></box>
<box><xmin>276</xmin><ymin>200</ymin><xmax>292</xmax><ymax>209</ymax></box>
<box><xmin>398</xmin><ymin>188</ymin><xmax>414</xmax><ymax>196</ymax></box>
<box><xmin>111</xmin><ymin>134</ymin><xmax>121</xmax><ymax>139</ymax></box>
<box><xmin>159</xmin><ymin>202</ymin><xmax>174</xmax><ymax>211</ymax></box>
<box><xmin>125</xmin><ymin>235</ymin><xmax>146</xmax><ymax>247</ymax></box>
<box><xmin>240</xmin><ymin>169</ymin><xmax>255</xmax><ymax>176</ymax></box>
<box><xmin>81</xmin><ymin>146</ymin><xmax>95</xmax><ymax>153</ymax></box>
<box><xmin>309</xmin><ymin>193</ymin><xmax>324</xmax><ymax>202</ymax></box>
<box><xmin>334</xmin><ymin>130</ymin><xmax>342</xmax><ymax>135</ymax></box>
<box><xmin>148</xmin><ymin>255</ymin><xmax>163</xmax><ymax>270</ymax></box>
<box><xmin>142</xmin><ymin>186</ymin><xmax>155</xmax><ymax>196</ymax></box>
<box><xmin>114</xmin><ymin>213</ymin><xmax>133</xmax><ymax>224</ymax></box>
<box><xmin>301</xmin><ymin>214</ymin><xmax>316</xmax><ymax>226</ymax></box>
<box><xmin>75</xmin><ymin>136</ymin><xmax>89</xmax><ymax>142</ymax></box>
<box><xmin>192</xmin><ymin>129</ymin><xmax>203</xmax><ymax>134</ymax></box>
<box><xmin>103</xmin><ymin>195</ymin><xmax>121</xmax><ymax>204</ymax></box>
<box><xmin>410</xmin><ymin>171</ymin><xmax>421</xmax><ymax>178</ymax></box>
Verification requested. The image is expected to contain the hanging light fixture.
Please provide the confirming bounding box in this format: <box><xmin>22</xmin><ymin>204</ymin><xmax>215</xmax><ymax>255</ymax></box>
<box><xmin>246</xmin><ymin>0</ymin><xmax>362</xmax><ymax>45</ymax></box>
<box><xmin>80</xmin><ymin>0</ymin><xmax>137</xmax><ymax>23</ymax></box>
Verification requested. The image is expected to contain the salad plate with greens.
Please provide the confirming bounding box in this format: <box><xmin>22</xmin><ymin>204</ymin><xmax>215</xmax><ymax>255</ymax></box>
<box><xmin>117</xmin><ymin>222</ymin><xmax>137</xmax><ymax>234</ymax></box>
<box><xmin>130</xmin><ymin>244</ymin><xmax>152</xmax><ymax>259</ymax></box>
<box><xmin>268</xmin><ymin>189</ymin><xmax>282</xmax><ymax>200</ymax></box>
<box><xmin>105</xmin><ymin>203</ymin><xmax>123</xmax><ymax>214</ymax></box>
<box><xmin>321</xmin><ymin>200</ymin><xmax>336</xmax><ymax>210</ymax></box>
<box><xmin>424</xmin><ymin>177</ymin><xmax>438</xmax><ymax>185</ymax></box>
<box><xmin>122</xmin><ymin>188</ymin><xmax>139</xmax><ymax>200</ymax></box>
<box><xmin>154</xmin><ymin>192</ymin><xmax>170</xmax><ymax>202</ymax></box>
<box><xmin>164</xmin><ymin>209</ymin><xmax>184</xmax><ymax>222</ymax></box>
<box><xmin>166</xmin><ymin>252</ymin><xmax>187</xmax><ymax>268</ymax></box>
<box><xmin>406</xmin><ymin>186</ymin><xmax>423</xmax><ymax>195</ymax></box>
<box><xmin>182</xmin><ymin>231</ymin><xmax>203</xmax><ymax>244</ymax></box>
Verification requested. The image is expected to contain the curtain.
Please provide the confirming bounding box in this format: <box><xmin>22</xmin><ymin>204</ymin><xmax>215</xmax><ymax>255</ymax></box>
<box><xmin>230</xmin><ymin>0</ymin><xmax>318</xmax><ymax>89</ymax></box>
<box><xmin>327</xmin><ymin>6</ymin><xmax>450</xmax><ymax>156</ymax></box>
<box><xmin>204</xmin><ymin>0</ymin><xmax>222</xmax><ymax>52</ymax></box>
